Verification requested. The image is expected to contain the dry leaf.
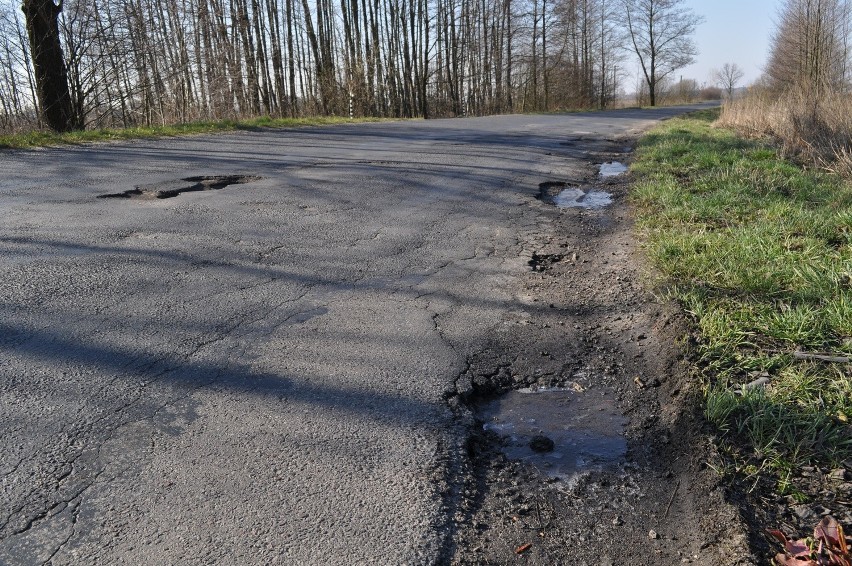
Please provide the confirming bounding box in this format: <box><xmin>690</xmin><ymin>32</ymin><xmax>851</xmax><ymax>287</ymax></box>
<box><xmin>769</xmin><ymin>517</ymin><xmax>852</xmax><ymax>566</ymax></box>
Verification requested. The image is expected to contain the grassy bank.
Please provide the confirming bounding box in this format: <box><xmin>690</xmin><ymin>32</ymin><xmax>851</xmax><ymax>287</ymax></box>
<box><xmin>719</xmin><ymin>89</ymin><xmax>852</xmax><ymax>178</ymax></box>
<box><xmin>0</xmin><ymin>115</ymin><xmax>395</xmax><ymax>149</ymax></box>
<box><xmin>631</xmin><ymin>108</ymin><xmax>852</xmax><ymax>494</ymax></box>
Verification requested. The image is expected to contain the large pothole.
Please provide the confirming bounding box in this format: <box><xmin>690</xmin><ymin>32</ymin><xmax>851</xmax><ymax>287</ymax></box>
<box><xmin>99</xmin><ymin>175</ymin><xmax>261</xmax><ymax>199</ymax></box>
<box><xmin>476</xmin><ymin>386</ymin><xmax>626</xmax><ymax>486</ymax></box>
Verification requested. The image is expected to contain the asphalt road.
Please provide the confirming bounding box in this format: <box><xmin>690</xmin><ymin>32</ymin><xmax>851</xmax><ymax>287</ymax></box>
<box><xmin>0</xmin><ymin>104</ymin><xmax>712</xmax><ymax>564</ymax></box>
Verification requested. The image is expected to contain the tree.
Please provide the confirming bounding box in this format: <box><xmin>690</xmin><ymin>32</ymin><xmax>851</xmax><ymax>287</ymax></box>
<box><xmin>714</xmin><ymin>62</ymin><xmax>744</xmax><ymax>98</ymax></box>
<box><xmin>21</xmin><ymin>0</ymin><xmax>79</xmax><ymax>131</ymax></box>
<box><xmin>766</xmin><ymin>0</ymin><xmax>851</xmax><ymax>94</ymax></box>
<box><xmin>621</xmin><ymin>0</ymin><xmax>703</xmax><ymax>106</ymax></box>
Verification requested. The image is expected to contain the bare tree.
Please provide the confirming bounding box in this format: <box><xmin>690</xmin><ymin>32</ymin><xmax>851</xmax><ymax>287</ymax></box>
<box><xmin>0</xmin><ymin>0</ymin><xmax>704</xmax><ymax>132</ymax></box>
<box><xmin>621</xmin><ymin>0</ymin><xmax>702</xmax><ymax>106</ymax></box>
<box><xmin>713</xmin><ymin>62</ymin><xmax>744</xmax><ymax>98</ymax></box>
<box><xmin>766</xmin><ymin>0</ymin><xmax>852</xmax><ymax>94</ymax></box>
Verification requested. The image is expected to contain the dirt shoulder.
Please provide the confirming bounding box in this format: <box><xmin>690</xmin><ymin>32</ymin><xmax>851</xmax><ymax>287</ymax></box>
<box><xmin>447</xmin><ymin>144</ymin><xmax>757</xmax><ymax>564</ymax></box>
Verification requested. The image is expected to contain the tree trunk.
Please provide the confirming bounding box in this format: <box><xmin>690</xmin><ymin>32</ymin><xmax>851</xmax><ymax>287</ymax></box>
<box><xmin>21</xmin><ymin>0</ymin><xmax>78</xmax><ymax>131</ymax></box>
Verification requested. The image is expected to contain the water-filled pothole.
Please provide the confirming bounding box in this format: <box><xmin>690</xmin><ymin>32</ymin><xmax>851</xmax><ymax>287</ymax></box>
<box><xmin>538</xmin><ymin>180</ymin><xmax>612</xmax><ymax>209</ymax></box>
<box><xmin>99</xmin><ymin>175</ymin><xmax>261</xmax><ymax>199</ymax></box>
<box><xmin>599</xmin><ymin>161</ymin><xmax>628</xmax><ymax>177</ymax></box>
<box><xmin>478</xmin><ymin>387</ymin><xmax>626</xmax><ymax>482</ymax></box>
<box><xmin>554</xmin><ymin>188</ymin><xmax>612</xmax><ymax>209</ymax></box>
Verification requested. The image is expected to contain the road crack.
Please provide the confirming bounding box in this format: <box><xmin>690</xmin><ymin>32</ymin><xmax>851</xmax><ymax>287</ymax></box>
<box><xmin>40</xmin><ymin>497</ymin><xmax>81</xmax><ymax>566</ymax></box>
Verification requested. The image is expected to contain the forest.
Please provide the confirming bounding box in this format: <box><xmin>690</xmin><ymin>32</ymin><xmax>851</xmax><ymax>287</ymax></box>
<box><xmin>0</xmin><ymin>0</ymin><xmax>702</xmax><ymax>132</ymax></box>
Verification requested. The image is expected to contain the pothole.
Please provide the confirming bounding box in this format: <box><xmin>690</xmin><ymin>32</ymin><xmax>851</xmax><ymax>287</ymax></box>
<box><xmin>554</xmin><ymin>188</ymin><xmax>612</xmax><ymax>209</ymax></box>
<box><xmin>559</xmin><ymin>136</ymin><xmax>591</xmax><ymax>145</ymax></box>
<box><xmin>537</xmin><ymin>180</ymin><xmax>612</xmax><ymax>210</ymax></box>
<box><xmin>536</xmin><ymin>181</ymin><xmax>567</xmax><ymax>202</ymax></box>
<box><xmin>477</xmin><ymin>387</ymin><xmax>626</xmax><ymax>484</ymax></box>
<box><xmin>528</xmin><ymin>252</ymin><xmax>564</xmax><ymax>272</ymax></box>
<box><xmin>599</xmin><ymin>161</ymin><xmax>628</xmax><ymax>177</ymax></box>
<box><xmin>99</xmin><ymin>175</ymin><xmax>262</xmax><ymax>199</ymax></box>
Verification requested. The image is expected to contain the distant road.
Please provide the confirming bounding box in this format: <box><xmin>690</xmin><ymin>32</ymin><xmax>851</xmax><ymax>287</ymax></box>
<box><xmin>0</xmin><ymin>104</ymin><xmax>711</xmax><ymax>564</ymax></box>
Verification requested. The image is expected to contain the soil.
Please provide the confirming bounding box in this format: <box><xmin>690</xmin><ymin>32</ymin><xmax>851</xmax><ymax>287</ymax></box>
<box><xmin>446</xmin><ymin>149</ymin><xmax>760</xmax><ymax>565</ymax></box>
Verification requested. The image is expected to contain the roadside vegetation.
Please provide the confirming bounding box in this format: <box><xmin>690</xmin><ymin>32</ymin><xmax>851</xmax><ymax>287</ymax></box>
<box><xmin>631</xmin><ymin>107</ymin><xmax>852</xmax><ymax>496</ymax></box>
<box><xmin>719</xmin><ymin>88</ymin><xmax>852</xmax><ymax>179</ymax></box>
<box><xmin>718</xmin><ymin>0</ymin><xmax>852</xmax><ymax>180</ymax></box>
<box><xmin>0</xmin><ymin>115</ymin><xmax>393</xmax><ymax>149</ymax></box>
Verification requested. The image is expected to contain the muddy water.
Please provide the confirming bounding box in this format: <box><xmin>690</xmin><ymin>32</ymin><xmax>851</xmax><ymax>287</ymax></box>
<box><xmin>554</xmin><ymin>188</ymin><xmax>613</xmax><ymax>209</ymax></box>
<box><xmin>478</xmin><ymin>388</ymin><xmax>626</xmax><ymax>483</ymax></box>
<box><xmin>599</xmin><ymin>161</ymin><xmax>628</xmax><ymax>177</ymax></box>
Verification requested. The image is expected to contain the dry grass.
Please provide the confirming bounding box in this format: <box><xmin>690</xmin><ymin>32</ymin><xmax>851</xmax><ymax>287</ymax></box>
<box><xmin>719</xmin><ymin>88</ymin><xmax>852</xmax><ymax>177</ymax></box>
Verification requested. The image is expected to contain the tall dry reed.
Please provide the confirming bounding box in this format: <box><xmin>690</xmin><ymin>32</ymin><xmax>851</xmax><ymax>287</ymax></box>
<box><xmin>719</xmin><ymin>88</ymin><xmax>852</xmax><ymax>177</ymax></box>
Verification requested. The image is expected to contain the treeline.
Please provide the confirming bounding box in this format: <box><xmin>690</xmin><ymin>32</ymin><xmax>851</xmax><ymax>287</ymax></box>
<box><xmin>720</xmin><ymin>0</ymin><xmax>852</xmax><ymax>176</ymax></box>
<box><xmin>1</xmin><ymin>0</ymin><xmax>631</xmax><ymax>130</ymax></box>
<box><xmin>1</xmin><ymin>0</ymin><xmax>705</xmax><ymax>132</ymax></box>
<box><xmin>765</xmin><ymin>0</ymin><xmax>852</xmax><ymax>94</ymax></box>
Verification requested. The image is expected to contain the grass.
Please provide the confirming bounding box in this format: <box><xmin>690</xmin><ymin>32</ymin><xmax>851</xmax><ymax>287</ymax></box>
<box><xmin>632</xmin><ymin>108</ymin><xmax>852</xmax><ymax>491</ymax></box>
<box><xmin>0</xmin><ymin>115</ymin><xmax>396</xmax><ymax>149</ymax></box>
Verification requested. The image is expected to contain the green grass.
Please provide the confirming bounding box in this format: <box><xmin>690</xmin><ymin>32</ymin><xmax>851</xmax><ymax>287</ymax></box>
<box><xmin>0</xmin><ymin>115</ymin><xmax>397</xmax><ymax>149</ymax></box>
<box><xmin>632</xmin><ymin>108</ymin><xmax>852</xmax><ymax>490</ymax></box>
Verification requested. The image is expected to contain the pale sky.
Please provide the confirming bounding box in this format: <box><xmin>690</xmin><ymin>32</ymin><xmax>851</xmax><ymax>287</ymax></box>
<box><xmin>677</xmin><ymin>0</ymin><xmax>780</xmax><ymax>87</ymax></box>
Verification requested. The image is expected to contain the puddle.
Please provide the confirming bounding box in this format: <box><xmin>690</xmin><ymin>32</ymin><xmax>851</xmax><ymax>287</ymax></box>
<box><xmin>478</xmin><ymin>388</ymin><xmax>626</xmax><ymax>482</ymax></box>
<box><xmin>537</xmin><ymin>181</ymin><xmax>612</xmax><ymax>210</ymax></box>
<box><xmin>599</xmin><ymin>161</ymin><xmax>628</xmax><ymax>177</ymax></box>
<box><xmin>99</xmin><ymin>175</ymin><xmax>261</xmax><ymax>199</ymax></box>
<box><xmin>554</xmin><ymin>188</ymin><xmax>612</xmax><ymax>209</ymax></box>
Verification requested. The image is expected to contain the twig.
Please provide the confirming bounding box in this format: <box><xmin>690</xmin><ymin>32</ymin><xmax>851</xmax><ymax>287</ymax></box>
<box><xmin>793</xmin><ymin>351</ymin><xmax>851</xmax><ymax>363</ymax></box>
<box><xmin>535</xmin><ymin>497</ymin><xmax>545</xmax><ymax>534</ymax></box>
<box><xmin>664</xmin><ymin>480</ymin><xmax>680</xmax><ymax>518</ymax></box>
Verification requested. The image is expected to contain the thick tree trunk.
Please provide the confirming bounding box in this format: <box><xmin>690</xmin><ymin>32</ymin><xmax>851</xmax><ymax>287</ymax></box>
<box><xmin>21</xmin><ymin>0</ymin><xmax>79</xmax><ymax>131</ymax></box>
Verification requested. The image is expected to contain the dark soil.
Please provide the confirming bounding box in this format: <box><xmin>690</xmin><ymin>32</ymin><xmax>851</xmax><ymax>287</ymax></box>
<box><xmin>447</xmin><ymin>149</ymin><xmax>759</xmax><ymax>565</ymax></box>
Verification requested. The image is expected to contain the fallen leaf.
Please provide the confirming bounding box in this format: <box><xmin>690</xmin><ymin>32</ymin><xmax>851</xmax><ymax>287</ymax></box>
<box><xmin>774</xmin><ymin>554</ymin><xmax>818</xmax><ymax>566</ymax></box>
<box><xmin>768</xmin><ymin>529</ymin><xmax>790</xmax><ymax>546</ymax></box>
<box><xmin>815</xmin><ymin>516</ymin><xmax>845</xmax><ymax>550</ymax></box>
<box><xmin>786</xmin><ymin>539</ymin><xmax>812</xmax><ymax>558</ymax></box>
<box><xmin>770</xmin><ymin>517</ymin><xmax>852</xmax><ymax>566</ymax></box>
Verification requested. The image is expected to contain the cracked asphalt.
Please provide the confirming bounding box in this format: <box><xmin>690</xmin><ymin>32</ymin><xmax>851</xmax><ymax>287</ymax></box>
<box><xmin>0</xmin><ymin>105</ymin><xmax>710</xmax><ymax>564</ymax></box>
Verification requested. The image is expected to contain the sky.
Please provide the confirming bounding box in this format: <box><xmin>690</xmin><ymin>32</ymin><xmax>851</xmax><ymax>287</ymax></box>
<box><xmin>669</xmin><ymin>0</ymin><xmax>780</xmax><ymax>87</ymax></box>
